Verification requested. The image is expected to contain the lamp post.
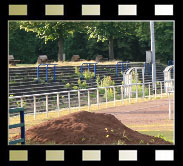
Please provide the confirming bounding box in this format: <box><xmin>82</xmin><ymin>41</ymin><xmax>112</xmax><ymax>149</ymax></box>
<box><xmin>150</xmin><ymin>21</ymin><xmax>156</xmax><ymax>89</ymax></box>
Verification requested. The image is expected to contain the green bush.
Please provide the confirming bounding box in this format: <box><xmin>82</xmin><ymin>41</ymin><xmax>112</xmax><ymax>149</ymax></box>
<box><xmin>98</xmin><ymin>76</ymin><xmax>115</xmax><ymax>100</ymax></box>
<box><xmin>65</xmin><ymin>83</ymin><xmax>71</xmax><ymax>89</ymax></box>
<box><xmin>72</xmin><ymin>86</ymin><xmax>79</xmax><ymax>90</ymax></box>
<box><xmin>78</xmin><ymin>79</ymin><xmax>88</xmax><ymax>89</ymax></box>
<box><xmin>74</xmin><ymin>66</ymin><xmax>81</xmax><ymax>77</ymax></box>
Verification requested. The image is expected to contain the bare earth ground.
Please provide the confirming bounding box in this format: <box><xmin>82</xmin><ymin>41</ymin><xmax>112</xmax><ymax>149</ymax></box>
<box><xmin>9</xmin><ymin>98</ymin><xmax>174</xmax><ymax>144</ymax></box>
<box><xmin>97</xmin><ymin>98</ymin><xmax>174</xmax><ymax>132</ymax></box>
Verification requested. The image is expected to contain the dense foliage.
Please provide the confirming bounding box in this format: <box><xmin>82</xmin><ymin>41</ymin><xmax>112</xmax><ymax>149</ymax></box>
<box><xmin>9</xmin><ymin>21</ymin><xmax>173</xmax><ymax>64</ymax></box>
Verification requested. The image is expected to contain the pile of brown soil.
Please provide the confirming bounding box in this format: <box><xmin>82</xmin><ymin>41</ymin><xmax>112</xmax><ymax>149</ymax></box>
<box><xmin>19</xmin><ymin>111</ymin><xmax>172</xmax><ymax>144</ymax></box>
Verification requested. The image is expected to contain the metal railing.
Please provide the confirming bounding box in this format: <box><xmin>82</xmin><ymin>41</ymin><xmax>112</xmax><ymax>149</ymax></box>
<box><xmin>116</xmin><ymin>62</ymin><xmax>129</xmax><ymax>76</ymax></box>
<box><xmin>80</xmin><ymin>63</ymin><xmax>97</xmax><ymax>79</ymax></box>
<box><xmin>9</xmin><ymin>80</ymin><xmax>174</xmax><ymax>120</ymax></box>
<box><xmin>37</xmin><ymin>64</ymin><xmax>58</xmax><ymax>82</ymax></box>
<box><xmin>168</xmin><ymin>90</ymin><xmax>174</xmax><ymax>120</ymax></box>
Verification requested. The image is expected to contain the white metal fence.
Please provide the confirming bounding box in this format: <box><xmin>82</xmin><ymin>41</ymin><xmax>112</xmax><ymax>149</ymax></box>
<box><xmin>9</xmin><ymin>80</ymin><xmax>174</xmax><ymax>119</ymax></box>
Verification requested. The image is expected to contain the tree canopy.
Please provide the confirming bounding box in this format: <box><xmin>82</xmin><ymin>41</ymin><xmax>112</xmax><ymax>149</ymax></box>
<box><xmin>9</xmin><ymin>21</ymin><xmax>173</xmax><ymax>64</ymax></box>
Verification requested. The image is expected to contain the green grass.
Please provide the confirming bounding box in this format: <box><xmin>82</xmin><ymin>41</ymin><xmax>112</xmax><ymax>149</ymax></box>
<box><xmin>139</xmin><ymin>130</ymin><xmax>174</xmax><ymax>143</ymax></box>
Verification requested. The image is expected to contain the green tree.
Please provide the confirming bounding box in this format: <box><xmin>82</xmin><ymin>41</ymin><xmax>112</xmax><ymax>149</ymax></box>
<box><xmin>135</xmin><ymin>22</ymin><xmax>173</xmax><ymax>63</ymax></box>
<box><xmin>86</xmin><ymin>22</ymin><xmax>136</xmax><ymax>60</ymax></box>
<box><xmin>19</xmin><ymin>21</ymin><xmax>84</xmax><ymax>61</ymax></box>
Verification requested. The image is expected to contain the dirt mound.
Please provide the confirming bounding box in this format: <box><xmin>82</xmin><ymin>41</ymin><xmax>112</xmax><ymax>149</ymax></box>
<box><xmin>22</xmin><ymin>111</ymin><xmax>171</xmax><ymax>144</ymax></box>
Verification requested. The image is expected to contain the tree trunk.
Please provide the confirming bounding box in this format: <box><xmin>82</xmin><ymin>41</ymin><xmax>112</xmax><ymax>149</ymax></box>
<box><xmin>58</xmin><ymin>36</ymin><xmax>64</xmax><ymax>61</ymax></box>
<box><xmin>109</xmin><ymin>37</ymin><xmax>114</xmax><ymax>60</ymax></box>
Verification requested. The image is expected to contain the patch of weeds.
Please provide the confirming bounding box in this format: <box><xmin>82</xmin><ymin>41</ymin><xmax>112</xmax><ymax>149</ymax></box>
<box><xmin>78</xmin><ymin>79</ymin><xmax>88</xmax><ymax>89</ymax></box>
<box><xmin>9</xmin><ymin>80</ymin><xmax>16</xmax><ymax>84</ymax></box>
<box><xmin>122</xmin><ymin>130</ymin><xmax>131</xmax><ymax>141</ymax></box>
<box><xmin>83</xmin><ymin>70</ymin><xmax>95</xmax><ymax>80</ymax></box>
<box><xmin>98</xmin><ymin>76</ymin><xmax>115</xmax><ymax>100</ymax></box>
<box><xmin>157</xmin><ymin>134</ymin><xmax>168</xmax><ymax>141</ymax></box>
<box><xmin>139</xmin><ymin>140</ymin><xmax>145</xmax><ymax>144</ymax></box>
<box><xmin>65</xmin><ymin>83</ymin><xmax>71</xmax><ymax>89</ymax></box>
<box><xmin>117</xmin><ymin>140</ymin><xmax>126</xmax><ymax>145</ymax></box>
<box><xmin>74</xmin><ymin>66</ymin><xmax>81</xmax><ymax>77</ymax></box>
<box><xmin>72</xmin><ymin>86</ymin><xmax>79</xmax><ymax>90</ymax></box>
<box><xmin>81</xmin><ymin>137</ymin><xmax>86</xmax><ymax>142</ymax></box>
<box><xmin>150</xmin><ymin>139</ymin><xmax>155</xmax><ymax>143</ymax></box>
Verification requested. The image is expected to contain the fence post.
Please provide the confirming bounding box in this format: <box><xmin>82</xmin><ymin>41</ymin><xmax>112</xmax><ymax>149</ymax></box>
<box><xmin>37</xmin><ymin>66</ymin><xmax>39</xmax><ymax>82</ymax></box>
<box><xmin>116</xmin><ymin>64</ymin><xmax>118</xmax><ymax>76</ymax></box>
<box><xmin>128</xmin><ymin>85</ymin><xmax>131</xmax><ymax>103</ymax></box>
<box><xmin>94</xmin><ymin>64</ymin><xmax>97</xmax><ymax>79</ymax></box>
<box><xmin>53</xmin><ymin>65</ymin><xmax>56</xmax><ymax>81</ymax></box>
<box><xmin>168</xmin><ymin>92</ymin><xmax>172</xmax><ymax>120</ymax></box>
<box><xmin>81</xmin><ymin>65</ymin><xmax>83</xmax><ymax>80</ymax></box>
<box><xmin>78</xmin><ymin>90</ymin><xmax>81</xmax><ymax>111</ymax></box>
<box><xmin>97</xmin><ymin>88</ymin><xmax>100</xmax><ymax>109</ymax></box>
<box><xmin>88</xmin><ymin>90</ymin><xmax>90</xmax><ymax>111</ymax></box>
<box><xmin>57</xmin><ymin>93</ymin><xmax>60</xmax><ymax>116</ymax></box>
<box><xmin>136</xmin><ymin>83</ymin><xmax>138</xmax><ymax>101</ymax></box>
<box><xmin>144</xmin><ymin>62</ymin><xmax>146</xmax><ymax>73</ymax></box>
<box><xmin>135</xmin><ymin>69</ymin><xmax>138</xmax><ymax>101</ymax></box>
<box><xmin>68</xmin><ymin>92</ymin><xmax>71</xmax><ymax>113</ymax></box>
<box><xmin>46</xmin><ymin>65</ymin><xmax>48</xmax><ymax>82</ymax></box>
<box><xmin>142</xmin><ymin>68</ymin><xmax>145</xmax><ymax>100</ymax></box>
<box><xmin>155</xmin><ymin>83</ymin><xmax>157</xmax><ymax>98</ymax></box>
<box><xmin>46</xmin><ymin>95</ymin><xmax>48</xmax><ymax>117</ymax></box>
<box><xmin>160</xmin><ymin>82</ymin><xmax>162</xmax><ymax>98</ymax></box>
<box><xmin>113</xmin><ymin>87</ymin><xmax>116</xmax><ymax>106</ymax></box>
<box><xmin>122</xmin><ymin>64</ymin><xmax>124</xmax><ymax>72</ymax></box>
<box><xmin>33</xmin><ymin>96</ymin><xmax>36</xmax><ymax>120</ymax></box>
<box><xmin>149</xmin><ymin>83</ymin><xmax>151</xmax><ymax>99</ymax></box>
<box><xmin>21</xmin><ymin>97</ymin><xmax>23</xmax><ymax>107</ymax></box>
<box><xmin>20</xmin><ymin>109</ymin><xmax>25</xmax><ymax>144</ymax></box>
<box><xmin>105</xmin><ymin>88</ymin><xmax>108</xmax><ymax>108</ymax></box>
<box><xmin>121</xmin><ymin>85</ymin><xmax>124</xmax><ymax>104</ymax></box>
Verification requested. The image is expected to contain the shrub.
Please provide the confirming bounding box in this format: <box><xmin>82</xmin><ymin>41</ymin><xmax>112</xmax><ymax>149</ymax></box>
<box><xmin>83</xmin><ymin>70</ymin><xmax>95</xmax><ymax>80</ymax></box>
<box><xmin>74</xmin><ymin>66</ymin><xmax>81</xmax><ymax>77</ymax></box>
<box><xmin>100</xmin><ymin>76</ymin><xmax>115</xmax><ymax>87</ymax></box>
<box><xmin>65</xmin><ymin>83</ymin><xmax>71</xmax><ymax>89</ymax></box>
<box><xmin>98</xmin><ymin>76</ymin><xmax>115</xmax><ymax>100</ymax></box>
<box><xmin>78</xmin><ymin>78</ymin><xmax>88</xmax><ymax>89</ymax></box>
<box><xmin>72</xmin><ymin>86</ymin><xmax>79</xmax><ymax>90</ymax></box>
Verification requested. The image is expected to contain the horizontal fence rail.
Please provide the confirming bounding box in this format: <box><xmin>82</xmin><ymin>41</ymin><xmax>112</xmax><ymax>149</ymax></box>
<box><xmin>9</xmin><ymin>80</ymin><xmax>174</xmax><ymax>119</ymax></box>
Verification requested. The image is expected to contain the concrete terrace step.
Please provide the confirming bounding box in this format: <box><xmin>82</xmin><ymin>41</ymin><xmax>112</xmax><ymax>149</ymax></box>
<box><xmin>9</xmin><ymin>63</ymin><xmax>168</xmax><ymax>97</ymax></box>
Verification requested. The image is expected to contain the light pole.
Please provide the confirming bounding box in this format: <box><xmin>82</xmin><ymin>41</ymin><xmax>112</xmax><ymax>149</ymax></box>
<box><xmin>150</xmin><ymin>21</ymin><xmax>156</xmax><ymax>89</ymax></box>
